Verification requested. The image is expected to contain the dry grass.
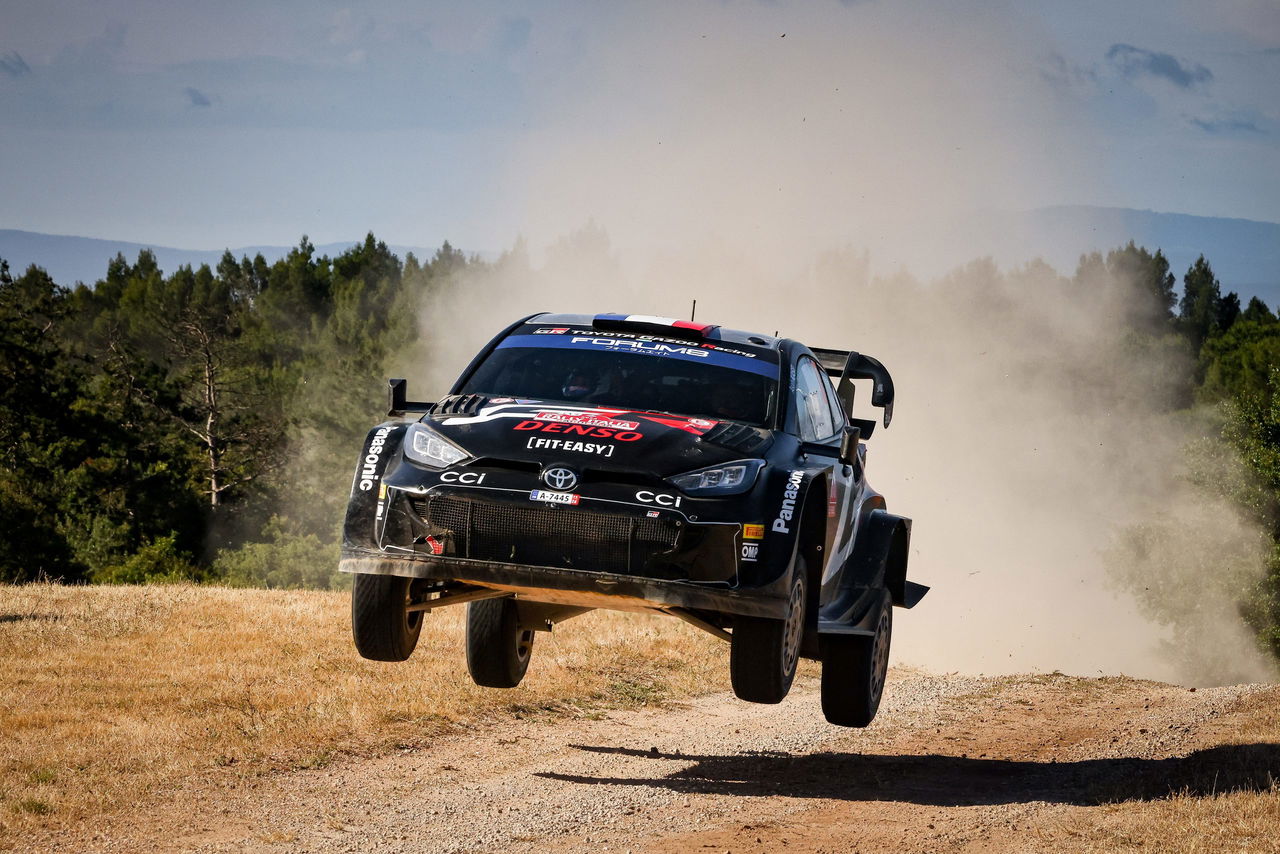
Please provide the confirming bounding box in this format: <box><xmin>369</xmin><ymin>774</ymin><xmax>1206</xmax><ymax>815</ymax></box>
<box><xmin>1050</xmin><ymin>685</ymin><xmax>1280</xmax><ymax>853</ymax></box>
<box><xmin>0</xmin><ymin>583</ymin><xmax>727</xmax><ymax>840</ymax></box>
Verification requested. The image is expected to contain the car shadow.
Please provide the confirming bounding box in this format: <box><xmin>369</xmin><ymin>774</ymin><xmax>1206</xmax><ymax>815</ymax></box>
<box><xmin>0</xmin><ymin>613</ymin><xmax>60</xmax><ymax>624</ymax></box>
<box><xmin>533</xmin><ymin>743</ymin><xmax>1280</xmax><ymax>806</ymax></box>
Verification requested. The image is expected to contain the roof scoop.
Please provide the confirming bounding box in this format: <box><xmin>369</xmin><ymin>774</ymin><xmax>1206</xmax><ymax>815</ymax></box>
<box><xmin>592</xmin><ymin>313</ymin><xmax>718</xmax><ymax>341</ymax></box>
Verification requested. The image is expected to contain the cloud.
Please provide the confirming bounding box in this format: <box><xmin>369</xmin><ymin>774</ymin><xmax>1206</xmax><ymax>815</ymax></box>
<box><xmin>1106</xmin><ymin>43</ymin><xmax>1213</xmax><ymax>88</ymax></box>
<box><xmin>183</xmin><ymin>86</ymin><xmax>211</xmax><ymax>107</ymax></box>
<box><xmin>0</xmin><ymin>50</ymin><xmax>31</xmax><ymax>78</ymax></box>
<box><xmin>1191</xmin><ymin>116</ymin><xmax>1264</xmax><ymax>134</ymax></box>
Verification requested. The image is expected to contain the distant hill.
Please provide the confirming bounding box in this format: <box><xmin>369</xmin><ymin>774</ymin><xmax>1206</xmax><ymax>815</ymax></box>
<box><xmin>972</xmin><ymin>206</ymin><xmax>1280</xmax><ymax>307</ymax></box>
<box><xmin>3</xmin><ymin>205</ymin><xmax>1278</xmax><ymax>305</ymax></box>
<box><xmin>0</xmin><ymin>230</ymin><xmax>444</xmax><ymax>288</ymax></box>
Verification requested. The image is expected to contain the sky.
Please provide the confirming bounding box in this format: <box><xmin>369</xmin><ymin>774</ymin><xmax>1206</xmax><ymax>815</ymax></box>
<box><xmin>0</xmin><ymin>0</ymin><xmax>1277</xmax><ymax>260</ymax></box>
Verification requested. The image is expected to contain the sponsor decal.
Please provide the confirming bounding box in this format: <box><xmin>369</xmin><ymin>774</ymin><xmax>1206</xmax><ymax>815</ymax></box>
<box><xmin>375</xmin><ymin>501</ymin><xmax>384</xmax><ymax>519</ymax></box>
<box><xmin>772</xmin><ymin>470</ymin><xmax>804</xmax><ymax>534</ymax></box>
<box><xmin>378</xmin><ymin>482</ymin><xmax>387</xmax><ymax>500</ymax></box>
<box><xmin>741</xmin><ymin>542</ymin><xmax>759</xmax><ymax>562</ymax></box>
<box><xmin>513</xmin><ymin>420</ymin><xmax>643</xmax><ymax>442</ymax></box>
<box><xmin>424</xmin><ymin>535</ymin><xmax>445</xmax><ymax>555</ymax></box>
<box><xmin>532</xmin><ymin>327</ymin><xmax>569</xmax><ymax>334</ymax></box>
<box><xmin>535</xmin><ymin>411</ymin><xmax>640</xmax><ymax>430</ymax></box>
<box><xmin>828</xmin><ymin>479</ymin><xmax>838</xmax><ymax>518</ymax></box>
<box><xmin>634</xmin><ymin>413</ymin><xmax>718</xmax><ymax>436</ymax></box>
<box><xmin>495</xmin><ymin>334</ymin><xmax>779</xmax><ymax>379</ymax></box>
<box><xmin>635</xmin><ymin>490</ymin><xmax>682</xmax><ymax>508</ymax></box>
<box><xmin>358</xmin><ymin>426</ymin><xmax>392</xmax><ymax>491</ymax></box>
<box><xmin>646</xmin><ymin>510</ymin><xmax>660</xmax><ymax>518</ymax></box>
<box><xmin>526</xmin><ymin>436</ymin><xmax>615</xmax><ymax>457</ymax></box>
<box><xmin>541</xmin><ymin>466</ymin><xmax>579</xmax><ymax>491</ymax></box>
<box><xmin>742</xmin><ymin>523</ymin><xmax>765</xmax><ymax>540</ymax></box>
<box><xmin>439</xmin><ymin>470</ymin><xmax>486</xmax><ymax>484</ymax></box>
<box><xmin>530</xmin><ymin>489</ymin><xmax>580</xmax><ymax>505</ymax></box>
<box><xmin>571</xmin><ymin>336</ymin><xmax>711</xmax><ymax>359</ymax></box>
<box><xmin>490</xmin><ymin>397</ymin><xmax>515</xmax><ymax>404</ymax></box>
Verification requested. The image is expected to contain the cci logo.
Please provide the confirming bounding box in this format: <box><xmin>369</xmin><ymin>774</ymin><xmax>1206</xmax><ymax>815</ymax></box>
<box><xmin>541</xmin><ymin>466</ymin><xmax>578</xmax><ymax>492</ymax></box>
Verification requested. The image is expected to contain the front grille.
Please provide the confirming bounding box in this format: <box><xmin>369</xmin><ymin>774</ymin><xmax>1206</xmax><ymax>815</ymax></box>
<box><xmin>409</xmin><ymin>495</ymin><xmax>680</xmax><ymax>575</ymax></box>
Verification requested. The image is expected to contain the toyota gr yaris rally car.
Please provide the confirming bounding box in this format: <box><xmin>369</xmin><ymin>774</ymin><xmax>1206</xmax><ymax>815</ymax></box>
<box><xmin>340</xmin><ymin>313</ymin><xmax>927</xmax><ymax>727</ymax></box>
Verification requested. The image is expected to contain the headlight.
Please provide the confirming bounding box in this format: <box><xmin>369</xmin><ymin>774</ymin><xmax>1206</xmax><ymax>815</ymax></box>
<box><xmin>403</xmin><ymin>423</ymin><xmax>472</xmax><ymax>469</ymax></box>
<box><xmin>667</xmin><ymin>459</ymin><xmax>765</xmax><ymax>496</ymax></box>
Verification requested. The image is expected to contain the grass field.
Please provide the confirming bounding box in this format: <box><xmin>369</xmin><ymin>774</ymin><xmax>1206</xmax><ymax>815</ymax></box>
<box><xmin>0</xmin><ymin>583</ymin><xmax>728</xmax><ymax>839</ymax></box>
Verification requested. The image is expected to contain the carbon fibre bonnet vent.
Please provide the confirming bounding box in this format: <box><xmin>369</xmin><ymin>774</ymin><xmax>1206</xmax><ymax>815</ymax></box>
<box><xmin>701</xmin><ymin>421</ymin><xmax>772</xmax><ymax>455</ymax></box>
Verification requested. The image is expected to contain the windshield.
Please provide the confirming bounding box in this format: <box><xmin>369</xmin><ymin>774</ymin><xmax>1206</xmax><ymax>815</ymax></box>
<box><xmin>461</xmin><ymin>331</ymin><xmax>779</xmax><ymax>427</ymax></box>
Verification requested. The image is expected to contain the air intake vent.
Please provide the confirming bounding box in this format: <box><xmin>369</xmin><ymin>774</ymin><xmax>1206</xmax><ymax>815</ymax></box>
<box><xmin>702</xmin><ymin>421</ymin><xmax>772</xmax><ymax>454</ymax></box>
<box><xmin>410</xmin><ymin>496</ymin><xmax>683</xmax><ymax>577</ymax></box>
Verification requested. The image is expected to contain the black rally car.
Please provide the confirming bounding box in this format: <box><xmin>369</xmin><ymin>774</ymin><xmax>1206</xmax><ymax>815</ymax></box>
<box><xmin>341</xmin><ymin>313</ymin><xmax>927</xmax><ymax>726</ymax></box>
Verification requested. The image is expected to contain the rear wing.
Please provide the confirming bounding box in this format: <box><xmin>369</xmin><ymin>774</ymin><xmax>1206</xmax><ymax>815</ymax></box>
<box><xmin>811</xmin><ymin>347</ymin><xmax>895</xmax><ymax>435</ymax></box>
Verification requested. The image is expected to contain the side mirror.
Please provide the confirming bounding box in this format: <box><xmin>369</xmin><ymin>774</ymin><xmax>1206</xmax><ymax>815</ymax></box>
<box><xmin>839</xmin><ymin>425</ymin><xmax>861</xmax><ymax>466</ymax></box>
<box><xmin>387</xmin><ymin>378</ymin><xmax>435</xmax><ymax>417</ymax></box>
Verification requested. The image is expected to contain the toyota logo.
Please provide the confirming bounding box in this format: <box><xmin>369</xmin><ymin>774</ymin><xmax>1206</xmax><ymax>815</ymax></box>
<box><xmin>541</xmin><ymin>466</ymin><xmax>578</xmax><ymax>491</ymax></box>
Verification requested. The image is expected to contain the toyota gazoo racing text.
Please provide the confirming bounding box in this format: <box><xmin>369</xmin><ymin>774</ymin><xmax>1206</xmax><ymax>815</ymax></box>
<box><xmin>341</xmin><ymin>313</ymin><xmax>928</xmax><ymax>726</ymax></box>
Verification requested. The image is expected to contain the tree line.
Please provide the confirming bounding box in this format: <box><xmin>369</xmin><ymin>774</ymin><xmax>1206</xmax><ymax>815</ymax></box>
<box><xmin>1</xmin><ymin>235</ymin><xmax>1279</xmax><ymax>659</ymax></box>
<box><xmin>1</xmin><ymin>234</ymin><xmax>474</xmax><ymax>587</ymax></box>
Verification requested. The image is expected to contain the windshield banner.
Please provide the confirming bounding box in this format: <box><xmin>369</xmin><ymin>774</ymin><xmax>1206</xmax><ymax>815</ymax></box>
<box><xmin>496</xmin><ymin>334</ymin><xmax>779</xmax><ymax>379</ymax></box>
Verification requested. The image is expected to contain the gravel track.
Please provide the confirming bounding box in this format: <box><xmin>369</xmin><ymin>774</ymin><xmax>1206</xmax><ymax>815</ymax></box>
<box><xmin>40</xmin><ymin>669</ymin><xmax>1269</xmax><ymax>854</ymax></box>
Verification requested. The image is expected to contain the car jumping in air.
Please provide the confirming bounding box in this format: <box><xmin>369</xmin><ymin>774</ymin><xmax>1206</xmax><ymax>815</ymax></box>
<box><xmin>340</xmin><ymin>312</ymin><xmax>927</xmax><ymax>726</ymax></box>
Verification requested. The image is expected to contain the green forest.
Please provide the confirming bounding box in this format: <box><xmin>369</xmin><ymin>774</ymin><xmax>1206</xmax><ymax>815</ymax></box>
<box><xmin>2</xmin><ymin>235</ymin><xmax>1279</xmax><ymax>662</ymax></box>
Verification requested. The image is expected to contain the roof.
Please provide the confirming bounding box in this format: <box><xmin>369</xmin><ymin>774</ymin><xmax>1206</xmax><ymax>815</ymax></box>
<box><xmin>527</xmin><ymin>312</ymin><xmax>783</xmax><ymax>351</ymax></box>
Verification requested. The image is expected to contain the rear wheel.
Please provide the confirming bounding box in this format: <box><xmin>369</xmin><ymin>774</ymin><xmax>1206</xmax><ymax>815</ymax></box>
<box><xmin>351</xmin><ymin>573</ymin><xmax>424</xmax><ymax>662</ymax></box>
<box><xmin>466</xmin><ymin>596</ymin><xmax>536</xmax><ymax>688</ymax></box>
<box><xmin>730</xmin><ymin>561</ymin><xmax>807</xmax><ymax>704</ymax></box>
<box><xmin>820</xmin><ymin>592</ymin><xmax>892</xmax><ymax>727</ymax></box>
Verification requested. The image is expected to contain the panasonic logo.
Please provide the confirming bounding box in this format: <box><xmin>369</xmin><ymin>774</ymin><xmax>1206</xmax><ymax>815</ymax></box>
<box><xmin>772</xmin><ymin>470</ymin><xmax>804</xmax><ymax>533</ymax></box>
<box><xmin>358</xmin><ymin>427</ymin><xmax>391</xmax><ymax>491</ymax></box>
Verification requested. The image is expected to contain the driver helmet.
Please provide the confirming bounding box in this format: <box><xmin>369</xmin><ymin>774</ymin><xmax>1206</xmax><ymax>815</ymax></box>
<box><xmin>561</xmin><ymin>371</ymin><xmax>593</xmax><ymax>400</ymax></box>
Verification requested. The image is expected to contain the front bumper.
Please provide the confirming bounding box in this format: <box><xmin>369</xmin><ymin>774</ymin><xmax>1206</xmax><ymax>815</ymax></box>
<box><xmin>339</xmin><ymin>550</ymin><xmax>790</xmax><ymax>619</ymax></box>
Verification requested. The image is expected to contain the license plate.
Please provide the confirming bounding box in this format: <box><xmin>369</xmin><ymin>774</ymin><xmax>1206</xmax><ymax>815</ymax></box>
<box><xmin>529</xmin><ymin>490</ymin><xmax>580</xmax><ymax>505</ymax></box>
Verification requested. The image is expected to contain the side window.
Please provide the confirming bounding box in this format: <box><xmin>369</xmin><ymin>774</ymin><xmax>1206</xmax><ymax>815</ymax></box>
<box><xmin>794</xmin><ymin>358</ymin><xmax>836</xmax><ymax>441</ymax></box>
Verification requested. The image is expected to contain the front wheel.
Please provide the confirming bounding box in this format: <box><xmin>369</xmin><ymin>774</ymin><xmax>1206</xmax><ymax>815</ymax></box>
<box><xmin>466</xmin><ymin>596</ymin><xmax>536</xmax><ymax>688</ymax></box>
<box><xmin>820</xmin><ymin>592</ymin><xmax>892</xmax><ymax>727</ymax></box>
<box><xmin>730</xmin><ymin>561</ymin><xmax>807</xmax><ymax>704</ymax></box>
<box><xmin>351</xmin><ymin>573</ymin><xmax>424</xmax><ymax>662</ymax></box>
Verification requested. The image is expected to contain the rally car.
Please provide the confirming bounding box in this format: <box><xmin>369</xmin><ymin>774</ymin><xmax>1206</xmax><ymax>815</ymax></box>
<box><xmin>340</xmin><ymin>313</ymin><xmax>927</xmax><ymax>726</ymax></box>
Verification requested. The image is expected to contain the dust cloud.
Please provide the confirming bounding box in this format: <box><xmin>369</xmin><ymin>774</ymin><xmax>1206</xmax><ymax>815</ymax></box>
<box><xmin>406</xmin><ymin>2</ymin><xmax>1276</xmax><ymax>684</ymax></box>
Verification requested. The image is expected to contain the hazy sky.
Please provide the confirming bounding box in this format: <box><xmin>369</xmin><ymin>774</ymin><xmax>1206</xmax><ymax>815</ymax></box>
<box><xmin>1</xmin><ymin>0</ymin><xmax>1277</xmax><ymax>253</ymax></box>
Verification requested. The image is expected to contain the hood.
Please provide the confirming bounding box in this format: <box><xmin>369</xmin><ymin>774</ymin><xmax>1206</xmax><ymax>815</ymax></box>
<box><xmin>425</xmin><ymin>399</ymin><xmax>766</xmax><ymax>477</ymax></box>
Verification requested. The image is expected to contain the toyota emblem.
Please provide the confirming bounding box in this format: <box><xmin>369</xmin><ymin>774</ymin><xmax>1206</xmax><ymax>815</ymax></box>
<box><xmin>541</xmin><ymin>466</ymin><xmax>578</xmax><ymax>492</ymax></box>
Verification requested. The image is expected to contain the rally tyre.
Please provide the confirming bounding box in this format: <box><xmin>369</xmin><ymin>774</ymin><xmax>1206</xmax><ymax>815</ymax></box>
<box><xmin>351</xmin><ymin>573</ymin><xmax>424</xmax><ymax>662</ymax></box>
<box><xmin>820</xmin><ymin>592</ymin><xmax>893</xmax><ymax>727</ymax></box>
<box><xmin>466</xmin><ymin>596</ymin><xmax>536</xmax><ymax>688</ymax></box>
<box><xmin>730</xmin><ymin>561</ymin><xmax>807</xmax><ymax>704</ymax></box>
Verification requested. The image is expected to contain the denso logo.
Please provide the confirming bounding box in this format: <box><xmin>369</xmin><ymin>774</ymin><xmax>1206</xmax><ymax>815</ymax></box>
<box><xmin>358</xmin><ymin>426</ymin><xmax>391</xmax><ymax>491</ymax></box>
<box><xmin>513</xmin><ymin>420</ymin><xmax>643</xmax><ymax>442</ymax></box>
<box><xmin>571</xmin><ymin>337</ymin><xmax>710</xmax><ymax>359</ymax></box>
<box><xmin>772</xmin><ymin>470</ymin><xmax>804</xmax><ymax>533</ymax></box>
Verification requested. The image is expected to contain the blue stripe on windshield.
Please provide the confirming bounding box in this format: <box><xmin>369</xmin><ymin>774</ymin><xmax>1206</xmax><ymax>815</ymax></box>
<box><xmin>496</xmin><ymin>334</ymin><xmax>779</xmax><ymax>379</ymax></box>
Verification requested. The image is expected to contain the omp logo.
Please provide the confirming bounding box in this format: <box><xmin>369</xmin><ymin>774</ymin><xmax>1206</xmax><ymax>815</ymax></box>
<box><xmin>541</xmin><ymin>467</ymin><xmax>578</xmax><ymax>491</ymax></box>
<box><xmin>358</xmin><ymin>427</ymin><xmax>391</xmax><ymax>491</ymax></box>
<box><xmin>772</xmin><ymin>470</ymin><xmax>804</xmax><ymax>533</ymax></box>
<box><xmin>571</xmin><ymin>337</ymin><xmax>710</xmax><ymax>359</ymax></box>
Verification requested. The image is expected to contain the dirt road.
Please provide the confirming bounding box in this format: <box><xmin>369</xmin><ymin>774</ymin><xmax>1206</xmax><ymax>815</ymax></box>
<box><xmin>36</xmin><ymin>667</ymin><xmax>1278</xmax><ymax>854</ymax></box>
